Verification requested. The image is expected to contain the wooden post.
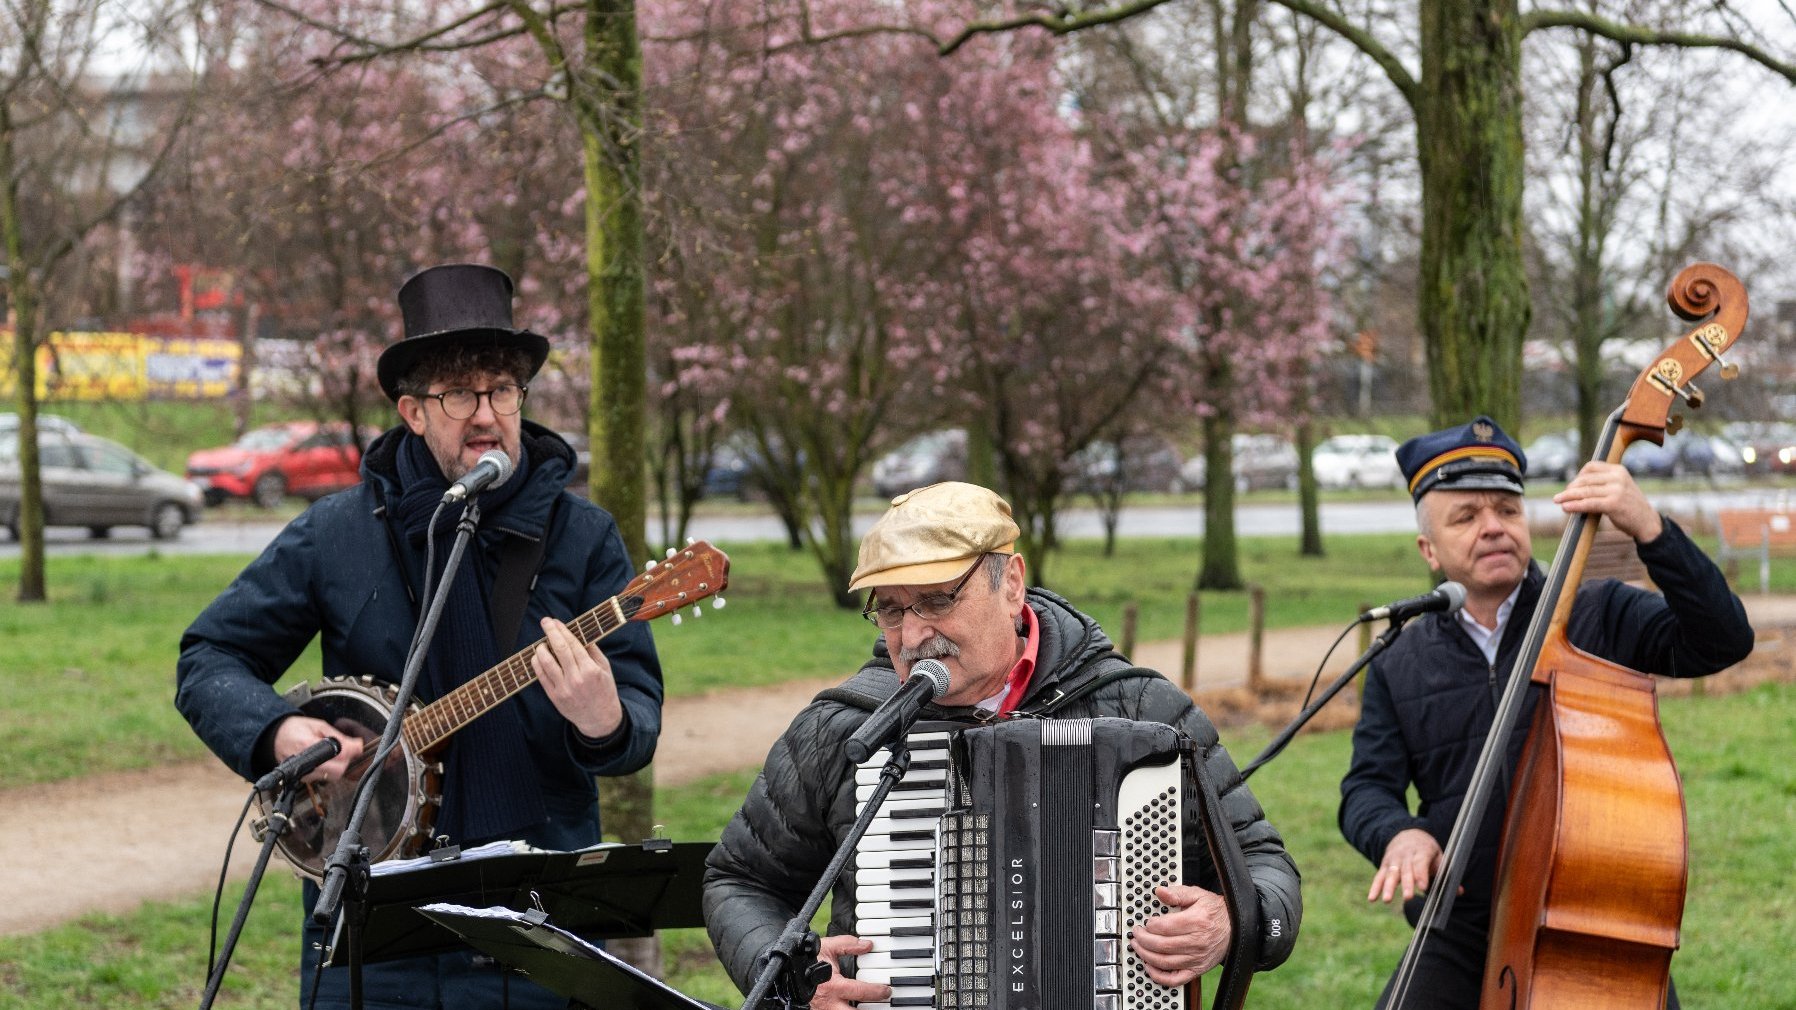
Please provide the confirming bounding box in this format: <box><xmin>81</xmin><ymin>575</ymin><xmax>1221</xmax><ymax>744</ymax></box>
<box><xmin>1181</xmin><ymin>592</ymin><xmax>1201</xmax><ymax>692</ymax></box>
<box><xmin>1120</xmin><ymin>601</ymin><xmax>1138</xmax><ymax>658</ymax></box>
<box><xmin>1247</xmin><ymin>584</ymin><xmax>1266</xmax><ymax>696</ymax></box>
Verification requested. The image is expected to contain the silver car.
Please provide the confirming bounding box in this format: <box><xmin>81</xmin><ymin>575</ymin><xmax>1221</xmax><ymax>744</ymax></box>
<box><xmin>0</xmin><ymin>430</ymin><xmax>203</xmax><ymax>540</ymax></box>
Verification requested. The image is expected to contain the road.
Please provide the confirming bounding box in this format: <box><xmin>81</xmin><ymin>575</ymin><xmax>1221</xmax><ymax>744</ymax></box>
<box><xmin>4</xmin><ymin>485</ymin><xmax>1791</xmax><ymax>559</ymax></box>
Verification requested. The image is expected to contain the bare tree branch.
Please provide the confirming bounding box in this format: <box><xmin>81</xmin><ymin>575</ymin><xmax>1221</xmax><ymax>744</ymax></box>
<box><xmin>936</xmin><ymin>0</ymin><xmax>1176</xmax><ymax>55</ymax></box>
<box><xmin>1522</xmin><ymin>9</ymin><xmax>1796</xmax><ymax>82</ymax></box>
<box><xmin>1263</xmin><ymin>0</ymin><xmax>1417</xmax><ymax>107</ymax></box>
<box><xmin>251</xmin><ymin>0</ymin><xmax>565</xmax><ymax>65</ymax></box>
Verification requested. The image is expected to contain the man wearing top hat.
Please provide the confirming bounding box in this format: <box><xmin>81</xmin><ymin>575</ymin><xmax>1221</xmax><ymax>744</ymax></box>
<box><xmin>704</xmin><ymin>481</ymin><xmax>1302</xmax><ymax>1010</ymax></box>
<box><xmin>176</xmin><ymin>264</ymin><xmax>662</xmax><ymax>1009</ymax></box>
<box><xmin>1339</xmin><ymin>415</ymin><xmax>1753</xmax><ymax>1008</ymax></box>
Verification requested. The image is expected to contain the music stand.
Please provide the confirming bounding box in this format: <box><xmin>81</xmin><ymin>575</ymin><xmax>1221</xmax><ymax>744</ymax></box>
<box><xmin>417</xmin><ymin>904</ymin><xmax>721</xmax><ymax>1010</ymax></box>
<box><xmin>325</xmin><ymin>839</ymin><xmax>713</xmax><ymax>967</ymax></box>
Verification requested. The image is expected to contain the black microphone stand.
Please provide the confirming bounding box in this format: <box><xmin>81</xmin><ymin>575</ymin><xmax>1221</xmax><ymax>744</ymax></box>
<box><xmin>199</xmin><ymin>778</ymin><xmax>304</xmax><ymax>1009</ymax></box>
<box><xmin>739</xmin><ymin>745</ymin><xmax>913</xmax><ymax>1010</ymax></box>
<box><xmin>1239</xmin><ymin>616</ymin><xmax>1408</xmax><ymax>780</ymax></box>
<box><xmin>312</xmin><ymin>499</ymin><xmax>484</xmax><ymax>1010</ymax></box>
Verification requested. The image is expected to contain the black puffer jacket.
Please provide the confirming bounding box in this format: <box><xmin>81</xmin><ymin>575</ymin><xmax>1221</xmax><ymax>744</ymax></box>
<box><xmin>1339</xmin><ymin>517</ymin><xmax>1754</xmax><ymax>908</ymax></box>
<box><xmin>703</xmin><ymin>587</ymin><xmax>1301</xmax><ymax>992</ymax></box>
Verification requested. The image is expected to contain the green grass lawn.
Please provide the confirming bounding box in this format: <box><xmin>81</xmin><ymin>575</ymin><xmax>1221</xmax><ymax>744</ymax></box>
<box><xmin>6</xmin><ymin>528</ymin><xmax>1796</xmax><ymax>793</ymax></box>
<box><xmin>0</xmin><ymin>533</ymin><xmax>1444</xmax><ymax>791</ymax></box>
<box><xmin>3</xmin><ymin>681</ymin><xmax>1792</xmax><ymax>1009</ymax></box>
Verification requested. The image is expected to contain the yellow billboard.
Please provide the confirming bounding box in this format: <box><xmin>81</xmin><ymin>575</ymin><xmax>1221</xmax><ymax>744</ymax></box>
<box><xmin>0</xmin><ymin>331</ymin><xmax>241</xmax><ymax>400</ymax></box>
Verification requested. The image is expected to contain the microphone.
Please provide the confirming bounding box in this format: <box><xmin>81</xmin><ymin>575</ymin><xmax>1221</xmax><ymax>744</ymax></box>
<box><xmin>443</xmin><ymin>449</ymin><xmax>514</xmax><ymax>503</ymax></box>
<box><xmin>1359</xmin><ymin>581</ymin><xmax>1467</xmax><ymax>624</ymax></box>
<box><xmin>845</xmin><ymin>658</ymin><xmax>952</xmax><ymax>764</ymax></box>
<box><xmin>254</xmin><ymin>737</ymin><xmax>341</xmax><ymax>793</ymax></box>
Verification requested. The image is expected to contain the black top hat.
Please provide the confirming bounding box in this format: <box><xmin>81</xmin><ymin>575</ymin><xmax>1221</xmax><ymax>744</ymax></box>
<box><xmin>376</xmin><ymin>264</ymin><xmax>551</xmax><ymax>401</ymax></box>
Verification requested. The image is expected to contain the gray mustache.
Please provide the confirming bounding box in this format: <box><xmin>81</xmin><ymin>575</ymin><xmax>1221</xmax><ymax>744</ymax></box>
<box><xmin>899</xmin><ymin>637</ymin><xmax>960</xmax><ymax>662</ymax></box>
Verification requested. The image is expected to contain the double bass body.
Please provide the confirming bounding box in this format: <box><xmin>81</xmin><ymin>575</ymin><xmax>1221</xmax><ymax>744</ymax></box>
<box><xmin>1483</xmin><ymin>637</ymin><xmax>1686</xmax><ymax>1008</ymax></box>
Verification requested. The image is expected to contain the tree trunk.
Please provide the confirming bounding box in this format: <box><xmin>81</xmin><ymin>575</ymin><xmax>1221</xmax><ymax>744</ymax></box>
<box><xmin>1296</xmin><ymin>417</ymin><xmax>1322</xmax><ymax>557</ymax></box>
<box><xmin>1197</xmin><ymin>401</ymin><xmax>1242</xmax><ymax>591</ymax></box>
<box><xmin>1416</xmin><ymin>0</ymin><xmax>1529</xmax><ymax>431</ymax></box>
<box><xmin>1569</xmin><ymin>34</ymin><xmax>1609</xmax><ymax>460</ymax></box>
<box><xmin>0</xmin><ymin>118</ymin><xmax>46</xmax><ymax>603</ymax></box>
<box><xmin>581</xmin><ymin>0</ymin><xmax>658</xmax><ymax>976</ymax></box>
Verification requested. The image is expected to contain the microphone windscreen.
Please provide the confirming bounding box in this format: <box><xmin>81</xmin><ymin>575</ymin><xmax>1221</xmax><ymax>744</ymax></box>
<box><xmin>909</xmin><ymin>658</ymin><xmax>952</xmax><ymax>698</ymax></box>
<box><xmin>480</xmin><ymin>449</ymin><xmax>514</xmax><ymax>485</ymax></box>
<box><xmin>1439</xmin><ymin>581</ymin><xmax>1468</xmax><ymax>613</ymax></box>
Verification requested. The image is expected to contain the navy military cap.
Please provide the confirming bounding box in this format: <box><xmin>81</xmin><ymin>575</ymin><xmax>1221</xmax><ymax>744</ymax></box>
<box><xmin>1396</xmin><ymin>415</ymin><xmax>1528</xmax><ymax>502</ymax></box>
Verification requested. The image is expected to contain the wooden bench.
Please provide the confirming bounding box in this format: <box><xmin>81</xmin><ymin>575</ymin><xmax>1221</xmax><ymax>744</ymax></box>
<box><xmin>1530</xmin><ymin>523</ymin><xmax>1652</xmax><ymax>588</ymax></box>
<box><xmin>1716</xmin><ymin>507</ymin><xmax>1796</xmax><ymax>595</ymax></box>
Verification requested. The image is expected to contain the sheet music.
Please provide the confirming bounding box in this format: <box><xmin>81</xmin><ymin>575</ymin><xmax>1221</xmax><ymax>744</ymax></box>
<box><xmin>418</xmin><ymin>902</ymin><xmax>600</xmax><ymax>958</ymax></box>
<box><xmin>416</xmin><ymin>902</ymin><xmax>719</xmax><ymax>1009</ymax></box>
<box><xmin>370</xmin><ymin>839</ymin><xmax>533</xmax><ymax>876</ymax></box>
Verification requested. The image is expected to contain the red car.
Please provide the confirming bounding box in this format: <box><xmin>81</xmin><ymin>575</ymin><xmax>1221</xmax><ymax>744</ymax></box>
<box><xmin>186</xmin><ymin>421</ymin><xmax>373</xmax><ymax>508</ymax></box>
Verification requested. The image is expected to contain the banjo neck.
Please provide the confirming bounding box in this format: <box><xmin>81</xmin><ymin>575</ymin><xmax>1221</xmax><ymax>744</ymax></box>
<box><xmin>400</xmin><ymin>541</ymin><xmax>729</xmax><ymax>756</ymax></box>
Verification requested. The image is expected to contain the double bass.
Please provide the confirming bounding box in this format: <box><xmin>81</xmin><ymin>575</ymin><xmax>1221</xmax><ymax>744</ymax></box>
<box><xmin>1385</xmin><ymin>263</ymin><xmax>1749</xmax><ymax>1010</ymax></box>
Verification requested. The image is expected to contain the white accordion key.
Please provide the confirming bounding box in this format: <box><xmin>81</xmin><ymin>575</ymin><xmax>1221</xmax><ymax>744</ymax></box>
<box><xmin>853</xmin><ymin>914</ymin><xmax>932</xmax><ymax>935</ymax></box>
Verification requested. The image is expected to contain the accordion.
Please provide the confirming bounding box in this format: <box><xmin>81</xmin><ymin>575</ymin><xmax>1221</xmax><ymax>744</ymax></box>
<box><xmin>851</xmin><ymin>717</ymin><xmax>1260</xmax><ymax>1010</ymax></box>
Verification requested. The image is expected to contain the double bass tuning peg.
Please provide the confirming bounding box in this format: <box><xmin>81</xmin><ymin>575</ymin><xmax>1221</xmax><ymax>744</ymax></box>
<box><xmin>1677</xmin><ymin>380</ymin><xmax>1704</xmax><ymax>410</ymax></box>
<box><xmin>1666</xmin><ymin>413</ymin><xmax>1684</xmax><ymax>436</ymax></box>
<box><xmin>1691</xmin><ymin>322</ymin><xmax>1742</xmax><ymax>382</ymax></box>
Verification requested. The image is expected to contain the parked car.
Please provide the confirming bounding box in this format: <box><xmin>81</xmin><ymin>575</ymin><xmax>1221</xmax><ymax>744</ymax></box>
<box><xmin>1177</xmin><ymin>433</ymin><xmax>1300</xmax><ymax>492</ymax></box>
<box><xmin>1068</xmin><ymin>436</ymin><xmax>1186</xmax><ymax>495</ymax></box>
<box><xmin>1722</xmin><ymin>421</ymin><xmax>1796</xmax><ymax>476</ymax></box>
<box><xmin>185</xmin><ymin>421</ymin><xmax>373</xmax><ymax>508</ymax></box>
<box><xmin>1311</xmin><ymin>433</ymin><xmax>1402</xmax><ymax>490</ymax></box>
<box><xmin>1232</xmin><ymin>433</ymin><xmax>1300</xmax><ymax>492</ymax></box>
<box><xmin>872</xmin><ymin>429</ymin><xmax>968</xmax><ymax>499</ymax></box>
<box><xmin>0</xmin><ymin>412</ymin><xmax>82</xmax><ymax>436</ymax></box>
<box><xmin>1620</xmin><ymin>428</ymin><xmax>1743</xmax><ymax>479</ymax></box>
<box><xmin>1</xmin><ymin>429</ymin><xmax>203</xmax><ymax>540</ymax></box>
<box><xmin>1522</xmin><ymin>430</ymin><xmax>1581</xmax><ymax>483</ymax></box>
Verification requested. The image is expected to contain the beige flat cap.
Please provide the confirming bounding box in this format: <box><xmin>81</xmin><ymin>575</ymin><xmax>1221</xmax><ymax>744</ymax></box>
<box><xmin>849</xmin><ymin>482</ymin><xmax>1020</xmax><ymax>591</ymax></box>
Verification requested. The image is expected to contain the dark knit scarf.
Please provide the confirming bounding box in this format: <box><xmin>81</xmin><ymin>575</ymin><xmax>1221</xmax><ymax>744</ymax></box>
<box><xmin>394</xmin><ymin>433</ymin><xmax>546</xmax><ymax>845</ymax></box>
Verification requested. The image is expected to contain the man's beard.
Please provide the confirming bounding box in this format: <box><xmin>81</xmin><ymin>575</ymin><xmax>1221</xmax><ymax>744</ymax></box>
<box><xmin>899</xmin><ymin>636</ymin><xmax>960</xmax><ymax>663</ymax></box>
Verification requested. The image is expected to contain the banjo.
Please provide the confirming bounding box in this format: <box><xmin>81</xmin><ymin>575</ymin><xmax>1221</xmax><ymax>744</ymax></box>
<box><xmin>253</xmin><ymin>540</ymin><xmax>730</xmax><ymax>880</ymax></box>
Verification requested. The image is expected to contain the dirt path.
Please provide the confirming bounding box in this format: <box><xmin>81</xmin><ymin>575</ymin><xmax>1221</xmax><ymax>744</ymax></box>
<box><xmin>7</xmin><ymin>596</ymin><xmax>1796</xmax><ymax>937</ymax></box>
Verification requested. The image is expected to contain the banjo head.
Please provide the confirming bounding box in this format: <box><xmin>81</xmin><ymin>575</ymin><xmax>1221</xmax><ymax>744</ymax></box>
<box><xmin>259</xmin><ymin>676</ymin><xmax>441</xmax><ymax>881</ymax></box>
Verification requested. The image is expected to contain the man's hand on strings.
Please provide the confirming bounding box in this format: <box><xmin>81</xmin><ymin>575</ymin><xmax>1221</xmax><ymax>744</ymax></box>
<box><xmin>1553</xmin><ymin>461</ymin><xmax>1663</xmax><ymax>543</ymax></box>
<box><xmin>533</xmin><ymin>616</ymin><xmax>623</xmax><ymax>739</ymax></box>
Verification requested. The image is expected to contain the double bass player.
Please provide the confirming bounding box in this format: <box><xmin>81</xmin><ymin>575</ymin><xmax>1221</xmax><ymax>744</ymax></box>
<box><xmin>1338</xmin><ymin>415</ymin><xmax>1753</xmax><ymax>1008</ymax></box>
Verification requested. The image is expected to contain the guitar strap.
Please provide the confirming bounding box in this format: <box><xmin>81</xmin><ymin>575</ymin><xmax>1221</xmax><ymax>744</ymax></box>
<box><xmin>487</xmin><ymin>495</ymin><xmax>559</xmax><ymax>650</ymax></box>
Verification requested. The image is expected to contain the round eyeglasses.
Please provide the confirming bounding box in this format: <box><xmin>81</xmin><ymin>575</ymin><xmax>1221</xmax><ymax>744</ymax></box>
<box><xmin>420</xmin><ymin>383</ymin><xmax>527</xmax><ymax>420</ymax></box>
<box><xmin>861</xmin><ymin>557</ymin><xmax>987</xmax><ymax>629</ymax></box>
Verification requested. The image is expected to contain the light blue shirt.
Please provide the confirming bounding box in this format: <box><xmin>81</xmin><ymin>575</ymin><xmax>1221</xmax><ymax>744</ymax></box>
<box><xmin>1457</xmin><ymin>584</ymin><xmax>1522</xmax><ymax>665</ymax></box>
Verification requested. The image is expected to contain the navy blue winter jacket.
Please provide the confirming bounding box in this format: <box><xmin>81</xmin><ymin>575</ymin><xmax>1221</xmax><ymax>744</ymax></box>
<box><xmin>1338</xmin><ymin>517</ymin><xmax>1752</xmax><ymax>909</ymax></box>
<box><xmin>175</xmin><ymin>421</ymin><xmax>662</xmax><ymax>853</ymax></box>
